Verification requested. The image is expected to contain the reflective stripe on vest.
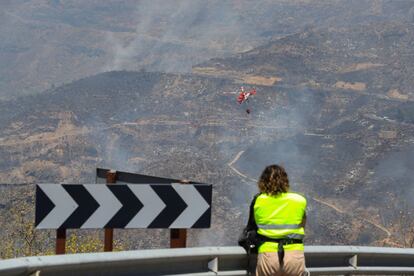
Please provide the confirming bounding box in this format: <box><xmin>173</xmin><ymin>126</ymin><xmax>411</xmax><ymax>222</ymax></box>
<box><xmin>257</xmin><ymin>224</ymin><xmax>302</xmax><ymax>230</ymax></box>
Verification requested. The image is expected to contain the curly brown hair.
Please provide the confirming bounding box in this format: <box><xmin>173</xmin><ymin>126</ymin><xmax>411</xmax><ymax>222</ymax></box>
<box><xmin>258</xmin><ymin>164</ymin><xmax>290</xmax><ymax>195</ymax></box>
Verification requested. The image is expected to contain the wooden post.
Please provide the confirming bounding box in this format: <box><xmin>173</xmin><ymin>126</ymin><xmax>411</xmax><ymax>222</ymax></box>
<box><xmin>170</xmin><ymin>229</ymin><xmax>187</xmax><ymax>248</ymax></box>
<box><xmin>56</xmin><ymin>228</ymin><xmax>66</xmax><ymax>254</ymax></box>
<box><xmin>105</xmin><ymin>170</ymin><xmax>117</xmax><ymax>252</ymax></box>
<box><xmin>170</xmin><ymin>179</ymin><xmax>189</xmax><ymax>248</ymax></box>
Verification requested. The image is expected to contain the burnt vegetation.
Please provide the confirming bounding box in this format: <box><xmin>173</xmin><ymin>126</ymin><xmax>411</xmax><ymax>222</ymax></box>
<box><xmin>2</xmin><ymin>0</ymin><xmax>414</xmax><ymax>258</ymax></box>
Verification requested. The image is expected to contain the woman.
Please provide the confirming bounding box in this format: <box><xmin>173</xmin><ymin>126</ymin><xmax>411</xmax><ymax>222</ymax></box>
<box><xmin>254</xmin><ymin>165</ymin><xmax>307</xmax><ymax>276</ymax></box>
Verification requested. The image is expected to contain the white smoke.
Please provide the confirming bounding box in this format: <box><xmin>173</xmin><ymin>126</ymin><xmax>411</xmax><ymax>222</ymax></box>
<box><xmin>104</xmin><ymin>0</ymin><xmax>256</xmax><ymax>73</ymax></box>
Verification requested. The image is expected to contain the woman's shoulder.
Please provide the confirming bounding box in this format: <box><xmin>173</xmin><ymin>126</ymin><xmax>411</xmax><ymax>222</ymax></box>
<box><xmin>257</xmin><ymin>192</ymin><xmax>306</xmax><ymax>202</ymax></box>
<box><xmin>287</xmin><ymin>192</ymin><xmax>307</xmax><ymax>203</ymax></box>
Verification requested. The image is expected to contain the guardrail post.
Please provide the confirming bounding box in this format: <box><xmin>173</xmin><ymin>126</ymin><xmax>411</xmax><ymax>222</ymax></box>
<box><xmin>349</xmin><ymin>254</ymin><xmax>357</xmax><ymax>268</ymax></box>
<box><xmin>105</xmin><ymin>170</ymin><xmax>117</xmax><ymax>252</ymax></box>
<box><xmin>208</xmin><ymin>257</ymin><xmax>218</xmax><ymax>273</ymax></box>
<box><xmin>343</xmin><ymin>254</ymin><xmax>358</xmax><ymax>275</ymax></box>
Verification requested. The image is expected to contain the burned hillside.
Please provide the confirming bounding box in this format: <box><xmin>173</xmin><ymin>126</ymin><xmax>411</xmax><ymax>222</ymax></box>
<box><xmin>1</xmin><ymin>19</ymin><xmax>414</xmax><ymax>255</ymax></box>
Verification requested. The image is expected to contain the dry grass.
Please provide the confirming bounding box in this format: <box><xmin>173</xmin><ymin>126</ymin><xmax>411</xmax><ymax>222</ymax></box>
<box><xmin>242</xmin><ymin>75</ymin><xmax>281</xmax><ymax>86</ymax></box>
<box><xmin>334</xmin><ymin>81</ymin><xmax>366</xmax><ymax>91</ymax></box>
<box><xmin>379</xmin><ymin>130</ymin><xmax>397</xmax><ymax>139</ymax></box>
<box><xmin>339</xmin><ymin>63</ymin><xmax>384</xmax><ymax>73</ymax></box>
<box><xmin>192</xmin><ymin>67</ymin><xmax>280</xmax><ymax>86</ymax></box>
<box><xmin>0</xmin><ymin>113</ymin><xmax>88</xmax><ymax>147</ymax></box>
<box><xmin>387</xmin><ymin>89</ymin><xmax>409</xmax><ymax>101</ymax></box>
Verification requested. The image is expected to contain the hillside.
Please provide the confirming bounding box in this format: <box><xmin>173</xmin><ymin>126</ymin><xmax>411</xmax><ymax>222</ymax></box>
<box><xmin>2</xmin><ymin>0</ymin><xmax>414</xmax><ymax>99</ymax></box>
<box><xmin>2</xmin><ymin>13</ymin><xmax>414</xmax><ymax>256</ymax></box>
<box><xmin>195</xmin><ymin>22</ymin><xmax>414</xmax><ymax>101</ymax></box>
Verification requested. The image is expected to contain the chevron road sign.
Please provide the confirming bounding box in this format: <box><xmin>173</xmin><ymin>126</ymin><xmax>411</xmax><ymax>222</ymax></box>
<box><xmin>35</xmin><ymin>183</ymin><xmax>212</xmax><ymax>229</ymax></box>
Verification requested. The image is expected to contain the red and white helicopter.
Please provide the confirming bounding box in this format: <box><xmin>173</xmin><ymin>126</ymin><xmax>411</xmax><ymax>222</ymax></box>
<box><xmin>237</xmin><ymin>86</ymin><xmax>256</xmax><ymax>114</ymax></box>
<box><xmin>237</xmin><ymin>86</ymin><xmax>256</xmax><ymax>104</ymax></box>
<box><xmin>223</xmin><ymin>86</ymin><xmax>257</xmax><ymax>114</ymax></box>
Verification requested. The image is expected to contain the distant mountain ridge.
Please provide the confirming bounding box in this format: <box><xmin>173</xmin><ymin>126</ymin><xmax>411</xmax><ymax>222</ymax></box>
<box><xmin>2</xmin><ymin>0</ymin><xmax>414</xmax><ymax>99</ymax></box>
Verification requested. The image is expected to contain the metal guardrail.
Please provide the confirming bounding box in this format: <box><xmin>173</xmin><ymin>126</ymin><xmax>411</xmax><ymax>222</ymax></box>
<box><xmin>1</xmin><ymin>246</ymin><xmax>414</xmax><ymax>276</ymax></box>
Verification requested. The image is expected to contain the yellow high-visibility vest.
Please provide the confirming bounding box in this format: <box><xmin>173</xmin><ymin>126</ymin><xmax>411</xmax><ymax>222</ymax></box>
<box><xmin>254</xmin><ymin>192</ymin><xmax>306</xmax><ymax>253</ymax></box>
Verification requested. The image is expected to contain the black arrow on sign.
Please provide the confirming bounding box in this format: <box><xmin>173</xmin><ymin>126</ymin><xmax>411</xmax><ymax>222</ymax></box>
<box><xmin>192</xmin><ymin>185</ymin><xmax>212</xmax><ymax>228</ymax></box>
<box><xmin>35</xmin><ymin>185</ymin><xmax>56</xmax><ymax>227</ymax></box>
<box><xmin>61</xmin><ymin>185</ymin><xmax>99</xmax><ymax>229</ymax></box>
<box><xmin>105</xmin><ymin>185</ymin><xmax>143</xmax><ymax>228</ymax></box>
<box><xmin>148</xmin><ymin>185</ymin><xmax>187</xmax><ymax>228</ymax></box>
